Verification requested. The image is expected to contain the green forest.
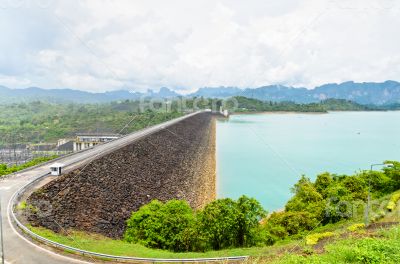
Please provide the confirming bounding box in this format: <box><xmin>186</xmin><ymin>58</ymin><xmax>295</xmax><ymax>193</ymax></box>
<box><xmin>226</xmin><ymin>97</ymin><xmax>378</xmax><ymax>112</ymax></box>
<box><xmin>0</xmin><ymin>100</ymin><xmax>184</xmax><ymax>146</ymax></box>
<box><xmin>0</xmin><ymin>97</ymin><xmax>382</xmax><ymax>147</ymax></box>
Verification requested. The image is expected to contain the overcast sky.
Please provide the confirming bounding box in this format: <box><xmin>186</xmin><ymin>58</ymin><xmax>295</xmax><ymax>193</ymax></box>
<box><xmin>1</xmin><ymin>0</ymin><xmax>399</xmax><ymax>92</ymax></box>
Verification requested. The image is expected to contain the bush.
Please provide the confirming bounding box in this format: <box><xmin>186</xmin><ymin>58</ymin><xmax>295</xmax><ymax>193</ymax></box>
<box><xmin>341</xmin><ymin>176</ymin><xmax>367</xmax><ymax>200</ymax></box>
<box><xmin>387</xmin><ymin>191</ymin><xmax>400</xmax><ymax>212</ymax></box>
<box><xmin>285</xmin><ymin>176</ymin><xmax>325</xmax><ymax>221</ymax></box>
<box><xmin>305</xmin><ymin>232</ymin><xmax>335</xmax><ymax>245</ymax></box>
<box><xmin>353</xmin><ymin>238</ymin><xmax>400</xmax><ymax>263</ymax></box>
<box><xmin>197</xmin><ymin>196</ymin><xmax>267</xmax><ymax>250</ymax></box>
<box><xmin>383</xmin><ymin>161</ymin><xmax>400</xmax><ymax>190</ymax></box>
<box><xmin>275</xmin><ymin>234</ymin><xmax>400</xmax><ymax>263</ymax></box>
<box><xmin>265</xmin><ymin>211</ymin><xmax>318</xmax><ymax>238</ymax></box>
<box><xmin>323</xmin><ymin>190</ymin><xmax>355</xmax><ymax>223</ymax></box>
<box><xmin>347</xmin><ymin>223</ymin><xmax>365</xmax><ymax>232</ymax></box>
<box><xmin>124</xmin><ymin>200</ymin><xmax>196</xmax><ymax>252</ymax></box>
<box><xmin>124</xmin><ymin>195</ymin><xmax>267</xmax><ymax>252</ymax></box>
<box><xmin>314</xmin><ymin>172</ymin><xmax>333</xmax><ymax>198</ymax></box>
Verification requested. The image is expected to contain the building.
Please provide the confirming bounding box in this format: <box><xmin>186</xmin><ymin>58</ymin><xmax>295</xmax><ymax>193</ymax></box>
<box><xmin>57</xmin><ymin>139</ymin><xmax>69</xmax><ymax>147</ymax></box>
<box><xmin>56</xmin><ymin>138</ymin><xmax>74</xmax><ymax>152</ymax></box>
<box><xmin>50</xmin><ymin>163</ymin><xmax>64</xmax><ymax>176</ymax></box>
<box><xmin>73</xmin><ymin>134</ymin><xmax>121</xmax><ymax>152</ymax></box>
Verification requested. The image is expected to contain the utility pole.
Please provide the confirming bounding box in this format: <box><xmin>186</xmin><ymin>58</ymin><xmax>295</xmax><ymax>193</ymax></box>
<box><xmin>365</xmin><ymin>163</ymin><xmax>393</xmax><ymax>225</ymax></box>
<box><xmin>0</xmin><ymin>196</ymin><xmax>5</xmax><ymax>264</ymax></box>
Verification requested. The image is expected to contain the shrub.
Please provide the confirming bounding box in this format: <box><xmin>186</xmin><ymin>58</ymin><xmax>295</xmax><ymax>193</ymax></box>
<box><xmin>265</xmin><ymin>211</ymin><xmax>318</xmax><ymax>237</ymax></box>
<box><xmin>17</xmin><ymin>201</ymin><xmax>27</xmax><ymax>210</ymax></box>
<box><xmin>285</xmin><ymin>176</ymin><xmax>325</xmax><ymax>221</ymax></box>
<box><xmin>305</xmin><ymin>232</ymin><xmax>335</xmax><ymax>245</ymax></box>
<box><xmin>342</xmin><ymin>176</ymin><xmax>367</xmax><ymax>200</ymax></box>
<box><xmin>324</xmin><ymin>185</ymin><xmax>357</xmax><ymax>223</ymax></box>
<box><xmin>370</xmin><ymin>210</ymin><xmax>386</xmax><ymax>223</ymax></box>
<box><xmin>347</xmin><ymin>223</ymin><xmax>365</xmax><ymax>232</ymax></box>
<box><xmin>314</xmin><ymin>172</ymin><xmax>333</xmax><ymax>198</ymax></box>
<box><xmin>353</xmin><ymin>238</ymin><xmax>400</xmax><ymax>263</ymax></box>
<box><xmin>125</xmin><ymin>195</ymin><xmax>267</xmax><ymax>252</ymax></box>
<box><xmin>0</xmin><ymin>164</ymin><xmax>7</xmax><ymax>171</ymax></box>
<box><xmin>383</xmin><ymin>161</ymin><xmax>400</xmax><ymax>190</ymax></box>
<box><xmin>262</xmin><ymin>222</ymin><xmax>288</xmax><ymax>243</ymax></box>
<box><xmin>387</xmin><ymin>191</ymin><xmax>400</xmax><ymax>212</ymax></box>
<box><xmin>124</xmin><ymin>200</ymin><xmax>196</xmax><ymax>252</ymax></box>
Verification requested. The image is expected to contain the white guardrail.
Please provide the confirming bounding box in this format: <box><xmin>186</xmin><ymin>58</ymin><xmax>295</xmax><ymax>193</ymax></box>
<box><xmin>9</xmin><ymin>130</ymin><xmax>248</xmax><ymax>262</ymax></box>
<box><xmin>10</xmin><ymin>173</ymin><xmax>248</xmax><ymax>263</ymax></box>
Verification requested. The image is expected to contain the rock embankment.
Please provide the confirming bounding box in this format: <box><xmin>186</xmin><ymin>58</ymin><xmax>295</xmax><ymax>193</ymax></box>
<box><xmin>27</xmin><ymin>112</ymin><xmax>216</xmax><ymax>238</ymax></box>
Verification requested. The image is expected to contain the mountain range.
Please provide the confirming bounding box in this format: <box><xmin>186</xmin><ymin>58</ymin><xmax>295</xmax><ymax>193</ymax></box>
<box><xmin>0</xmin><ymin>86</ymin><xmax>180</xmax><ymax>104</ymax></box>
<box><xmin>1</xmin><ymin>81</ymin><xmax>400</xmax><ymax>105</ymax></box>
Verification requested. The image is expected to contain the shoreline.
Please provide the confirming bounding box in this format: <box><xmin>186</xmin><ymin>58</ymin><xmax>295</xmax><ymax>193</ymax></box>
<box><xmin>230</xmin><ymin>109</ymin><xmax>400</xmax><ymax>115</ymax></box>
<box><xmin>232</xmin><ymin>111</ymin><xmax>327</xmax><ymax>115</ymax></box>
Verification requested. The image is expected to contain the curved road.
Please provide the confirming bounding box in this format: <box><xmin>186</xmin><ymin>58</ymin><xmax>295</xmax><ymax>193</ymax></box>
<box><xmin>0</xmin><ymin>112</ymin><xmax>202</xmax><ymax>264</ymax></box>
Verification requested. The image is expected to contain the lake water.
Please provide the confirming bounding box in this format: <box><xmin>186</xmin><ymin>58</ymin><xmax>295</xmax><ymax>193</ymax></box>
<box><xmin>216</xmin><ymin>111</ymin><xmax>400</xmax><ymax>211</ymax></box>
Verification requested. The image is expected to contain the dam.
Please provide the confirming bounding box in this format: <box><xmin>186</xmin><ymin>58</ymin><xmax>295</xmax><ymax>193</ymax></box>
<box><xmin>27</xmin><ymin>112</ymin><xmax>216</xmax><ymax>238</ymax></box>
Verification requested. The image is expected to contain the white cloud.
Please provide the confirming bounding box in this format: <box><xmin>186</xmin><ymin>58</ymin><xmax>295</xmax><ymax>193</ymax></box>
<box><xmin>1</xmin><ymin>0</ymin><xmax>400</xmax><ymax>92</ymax></box>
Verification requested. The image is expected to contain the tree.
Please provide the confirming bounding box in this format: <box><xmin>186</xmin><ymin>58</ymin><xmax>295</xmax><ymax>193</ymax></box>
<box><xmin>124</xmin><ymin>200</ymin><xmax>196</xmax><ymax>252</ymax></box>
<box><xmin>236</xmin><ymin>195</ymin><xmax>267</xmax><ymax>247</ymax></box>
<box><xmin>197</xmin><ymin>198</ymin><xmax>239</xmax><ymax>250</ymax></box>
<box><xmin>314</xmin><ymin>172</ymin><xmax>333</xmax><ymax>198</ymax></box>
<box><xmin>383</xmin><ymin>161</ymin><xmax>400</xmax><ymax>190</ymax></box>
<box><xmin>285</xmin><ymin>175</ymin><xmax>325</xmax><ymax>223</ymax></box>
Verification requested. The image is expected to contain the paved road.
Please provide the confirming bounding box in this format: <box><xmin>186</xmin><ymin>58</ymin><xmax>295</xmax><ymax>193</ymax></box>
<box><xmin>0</xmin><ymin>112</ymin><xmax>202</xmax><ymax>264</ymax></box>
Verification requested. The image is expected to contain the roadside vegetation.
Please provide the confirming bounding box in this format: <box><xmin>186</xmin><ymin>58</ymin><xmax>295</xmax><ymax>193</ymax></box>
<box><xmin>0</xmin><ymin>155</ymin><xmax>57</xmax><ymax>177</ymax></box>
<box><xmin>25</xmin><ymin>160</ymin><xmax>400</xmax><ymax>262</ymax></box>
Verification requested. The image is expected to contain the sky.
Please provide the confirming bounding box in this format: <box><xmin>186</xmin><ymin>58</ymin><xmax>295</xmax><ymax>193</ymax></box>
<box><xmin>1</xmin><ymin>0</ymin><xmax>400</xmax><ymax>92</ymax></box>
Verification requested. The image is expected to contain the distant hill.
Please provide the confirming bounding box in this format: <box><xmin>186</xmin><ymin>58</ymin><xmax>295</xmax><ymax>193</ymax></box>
<box><xmin>189</xmin><ymin>81</ymin><xmax>400</xmax><ymax>105</ymax></box>
<box><xmin>0</xmin><ymin>86</ymin><xmax>179</xmax><ymax>104</ymax></box>
<box><xmin>227</xmin><ymin>97</ymin><xmax>375</xmax><ymax>113</ymax></box>
<box><xmin>189</xmin><ymin>87</ymin><xmax>242</xmax><ymax>98</ymax></box>
<box><xmin>1</xmin><ymin>81</ymin><xmax>400</xmax><ymax>105</ymax></box>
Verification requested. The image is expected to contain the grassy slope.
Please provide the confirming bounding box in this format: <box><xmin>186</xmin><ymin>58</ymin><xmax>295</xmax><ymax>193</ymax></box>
<box><xmin>25</xmin><ymin>190</ymin><xmax>400</xmax><ymax>262</ymax></box>
<box><xmin>28</xmin><ymin>225</ymin><xmax>272</xmax><ymax>258</ymax></box>
<box><xmin>29</xmin><ymin>221</ymin><xmax>400</xmax><ymax>262</ymax></box>
<box><xmin>271</xmin><ymin>226</ymin><xmax>400</xmax><ymax>264</ymax></box>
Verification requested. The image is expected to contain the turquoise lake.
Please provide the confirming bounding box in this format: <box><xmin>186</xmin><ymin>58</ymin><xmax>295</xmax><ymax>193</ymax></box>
<box><xmin>216</xmin><ymin>111</ymin><xmax>400</xmax><ymax>211</ymax></box>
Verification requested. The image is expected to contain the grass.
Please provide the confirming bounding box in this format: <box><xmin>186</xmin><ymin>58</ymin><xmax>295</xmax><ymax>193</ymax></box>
<box><xmin>270</xmin><ymin>225</ymin><xmax>400</xmax><ymax>264</ymax></box>
<box><xmin>27</xmin><ymin>217</ymin><xmax>400</xmax><ymax>263</ymax></box>
<box><xmin>26</xmin><ymin>190</ymin><xmax>400</xmax><ymax>262</ymax></box>
<box><xmin>17</xmin><ymin>201</ymin><xmax>27</xmax><ymax>210</ymax></box>
<box><xmin>28</xmin><ymin>225</ymin><xmax>274</xmax><ymax>259</ymax></box>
